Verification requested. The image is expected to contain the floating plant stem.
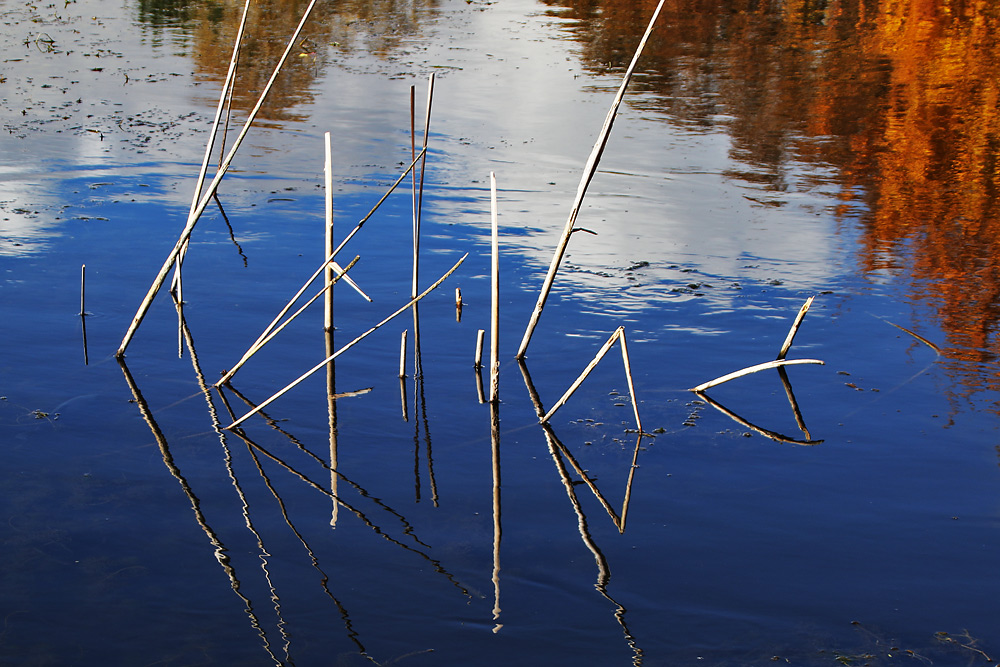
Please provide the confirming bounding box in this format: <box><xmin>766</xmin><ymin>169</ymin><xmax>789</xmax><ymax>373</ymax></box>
<box><xmin>225</xmin><ymin>253</ymin><xmax>467</xmax><ymax>429</ymax></box>
<box><xmin>689</xmin><ymin>358</ymin><xmax>824</xmax><ymax>393</ymax></box>
<box><xmin>776</xmin><ymin>295</ymin><xmax>814</xmax><ymax>360</ymax></box>
<box><xmin>329</xmin><ymin>260</ymin><xmax>371</xmax><ymax>302</ymax></box>
<box><xmin>117</xmin><ymin>0</ymin><xmax>322</xmax><ymax>358</ymax></box>
<box><xmin>540</xmin><ymin>327</ymin><xmax>624</xmax><ymax>424</ymax></box>
<box><xmin>516</xmin><ymin>0</ymin><xmax>665</xmax><ymax>359</ymax></box>
<box><xmin>489</xmin><ymin>172</ymin><xmax>500</xmax><ymax>404</ymax></box>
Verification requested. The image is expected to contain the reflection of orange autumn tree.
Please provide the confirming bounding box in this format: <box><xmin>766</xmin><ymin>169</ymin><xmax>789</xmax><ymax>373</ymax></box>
<box><xmin>855</xmin><ymin>0</ymin><xmax>1000</xmax><ymax>375</ymax></box>
<box><xmin>141</xmin><ymin>0</ymin><xmax>438</xmax><ymax>122</ymax></box>
<box><xmin>545</xmin><ymin>0</ymin><xmax>1000</xmax><ymax>396</ymax></box>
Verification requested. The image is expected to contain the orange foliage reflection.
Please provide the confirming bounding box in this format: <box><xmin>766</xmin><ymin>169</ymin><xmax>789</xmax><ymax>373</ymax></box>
<box><xmin>544</xmin><ymin>0</ymin><xmax>1000</xmax><ymax>399</ymax></box>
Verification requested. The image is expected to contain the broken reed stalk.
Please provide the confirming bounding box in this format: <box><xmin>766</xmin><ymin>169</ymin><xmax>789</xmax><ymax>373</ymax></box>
<box><xmin>225</xmin><ymin>253</ymin><xmax>468</xmax><ymax>429</ymax></box>
<box><xmin>885</xmin><ymin>320</ymin><xmax>942</xmax><ymax>355</ymax></box>
<box><xmin>217</xmin><ymin>255</ymin><xmax>360</xmax><ymax>386</ymax></box>
<box><xmin>412</xmin><ymin>73</ymin><xmax>435</xmax><ymax>300</ymax></box>
<box><xmin>475</xmin><ymin>329</ymin><xmax>485</xmax><ymax>369</ymax></box>
<box><xmin>399</xmin><ymin>329</ymin><xmax>408</xmax><ymax>378</ymax></box>
<box><xmin>324</xmin><ymin>131</ymin><xmax>334</xmax><ymax>331</ymax></box>
<box><xmin>329</xmin><ymin>260</ymin><xmax>371</xmax><ymax>302</ymax></box>
<box><xmin>116</xmin><ymin>0</ymin><xmax>322</xmax><ymax>358</ymax></box>
<box><xmin>776</xmin><ymin>295</ymin><xmax>814</xmax><ymax>360</ymax></box>
<box><xmin>171</xmin><ymin>0</ymin><xmax>252</xmax><ymax>299</ymax></box>
<box><xmin>215</xmin><ymin>150</ymin><xmax>425</xmax><ymax>386</ymax></box>
<box><xmin>540</xmin><ymin>327</ymin><xmax>624</xmax><ymax>424</ymax></box>
<box><xmin>489</xmin><ymin>172</ymin><xmax>500</xmax><ymax>404</ymax></box>
<box><xmin>516</xmin><ymin>0</ymin><xmax>665</xmax><ymax>360</ymax></box>
<box><xmin>689</xmin><ymin>358</ymin><xmax>825</xmax><ymax>393</ymax></box>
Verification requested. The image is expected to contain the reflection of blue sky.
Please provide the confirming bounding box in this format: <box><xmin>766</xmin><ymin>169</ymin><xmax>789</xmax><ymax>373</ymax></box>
<box><xmin>1</xmin><ymin>0</ymin><xmax>844</xmax><ymax>305</ymax></box>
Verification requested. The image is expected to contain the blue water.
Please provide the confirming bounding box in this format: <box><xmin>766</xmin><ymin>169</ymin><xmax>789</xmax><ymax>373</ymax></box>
<box><xmin>2</xmin><ymin>1</ymin><xmax>999</xmax><ymax>665</ymax></box>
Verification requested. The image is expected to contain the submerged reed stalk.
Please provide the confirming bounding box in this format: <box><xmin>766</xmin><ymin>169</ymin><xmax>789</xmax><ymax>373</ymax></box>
<box><xmin>117</xmin><ymin>0</ymin><xmax>322</xmax><ymax>358</ymax></box>
<box><xmin>516</xmin><ymin>0</ymin><xmax>666</xmax><ymax>359</ymax></box>
<box><xmin>225</xmin><ymin>253</ymin><xmax>468</xmax><ymax>429</ymax></box>
<box><xmin>489</xmin><ymin>172</ymin><xmax>500</xmax><ymax>404</ymax></box>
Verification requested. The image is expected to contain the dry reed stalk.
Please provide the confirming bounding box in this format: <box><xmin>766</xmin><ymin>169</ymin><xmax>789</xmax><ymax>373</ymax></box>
<box><xmin>412</xmin><ymin>73</ymin><xmax>435</xmax><ymax>299</ymax></box>
<box><xmin>475</xmin><ymin>367</ymin><xmax>486</xmax><ymax>404</ymax></box>
<box><xmin>79</xmin><ymin>264</ymin><xmax>86</xmax><ymax>316</ymax></box>
<box><xmin>225</xmin><ymin>253</ymin><xmax>467</xmax><ymax>429</ymax></box>
<box><xmin>689</xmin><ymin>358</ymin><xmax>824</xmax><ymax>393</ymax></box>
<box><xmin>616</xmin><ymin>328</ymin><xmax>643</xmax><ymax>434</ymax></box>
<box><xmin>516</xmin><ymin>0</ymin><xmax>666</xmax><ymax>359</ymax></box>
<box><xmin>399</xmin><ymin>329</ymin><xmax>408</xmax><ymax>378</ymax></box>
<box><xmin>170</xmin><ymin>0</ymin><xmax>251</xmax><ymax>299</ymax></box>
<box><xmin>324</xmin><ymin>131</ymin><xmax>334</xmax><ymax>331</ymax></box>
<box><xmin>215</xmin><ymin>150</ymin><xmax>425</xmax><ymax>386</ymax></box>
<box><xmin>540</xmin><ymin>327</ymin><xmax>624</xmax><ymax>424</ymax></box>
<box><xmin>216</xmin><ymin>255</ymin><xmax>359</xmax><ymax>386</ymax></box>
<box><xmin>489</xmin><ymin>172</ymin><xmax>500</xmax><ymax>404</ymax></box>
<box><xmin>328</xmin><ymin>260</ymin><xmax>371</xmax><ymax>302</ymax></box>
<box><xmin>776</xmin><ymin>295</ymin><xmax>814</xmax><ymax>360</ymax></box>
<box><xmin>475</xmin><ymin>329</ymin><xmax>485</xmax><ymax>369</ymax></box>
<box><xmin>117</xmin><ymin>0</ymin><xmax>322</xmax><ymax>357</ymax></box>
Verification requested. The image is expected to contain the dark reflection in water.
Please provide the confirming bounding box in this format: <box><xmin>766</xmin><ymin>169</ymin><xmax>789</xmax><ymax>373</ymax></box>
<box><xmin>136</xmin><ymin>0</ymin><xmax>439</xmax><ymax>122</ymax></box>
<box><xmin>544</xmin><ymin>0</ymin><xmax>1000</xmax><ymax>404</ymax></box>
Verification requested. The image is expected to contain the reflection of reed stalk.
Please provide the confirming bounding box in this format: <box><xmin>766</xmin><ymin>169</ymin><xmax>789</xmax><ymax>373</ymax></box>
<box><xmin>490</xmin><ymin>400</ymin><xmax>502</xmax><ymax>632</ymax></box>
<box><xmin>117</xmin><ymin>355</ymin><xmax>278</xmax><ymax>663</ymax></box>
<box><xmin>118</xmin><ymin>0</ymin><xmax>319</xmax><ymax>357</ymax></box>
<box><xmin>695</xmin><ymin>390</ymin><xmax>823</xmax><ymax>446</ymax></box>
<box><xmin>225</xmin><ymin>254</ymin><xmax>467</xmax><ymax>429</ymax></box>
<box><xmin>516</xmin><ymin>0</ymin><xmax>666</xmax><ymax>359</ymax></box>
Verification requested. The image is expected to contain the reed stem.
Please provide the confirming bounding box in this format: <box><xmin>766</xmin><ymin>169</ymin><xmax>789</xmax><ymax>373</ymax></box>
<box><xmin>776</xmin><ymin>296</ymin><xmax>814</xmax><ymax>360</ymax></box>
<box><xmin>540</xmin><ymin>327</ymin><xmax>623</xmax><ymax>424</ymax></box>
<box><xmin>117</xmin><ymin>0</ymin><xmax>322</xmax><ymax>357</ymax></box>
<box><xmin>689</xmin><ymin>358</ymin><xmax>825</xmax><ymax>393</ymax></box>
<box><xmin>475</xmin><ymin>329</ymin><xmax>485</xmax><ymax>369</ymax></box>
<box><xmin>324</xmin><ymin>131</ymin><xmax>334</xmax><ymax>332</ymax></box>
<box><xmin>399</xmin><ymin>329</ymin><xmax>408</xmax><ymax>378</ymax></box>
<box><xmin>489</xmin><ymin>172</ymin><xmax>500</xmax><ymax>404</ymax></box>
<box><xmin>225</xmin><ymin>253</ymin><xmax>467</xmax><ymax>429</ymax></box>
<box><xmin>516</xmin><ymin>0</ymin><xmax>665</xmax><ymax>359</ymax></box>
